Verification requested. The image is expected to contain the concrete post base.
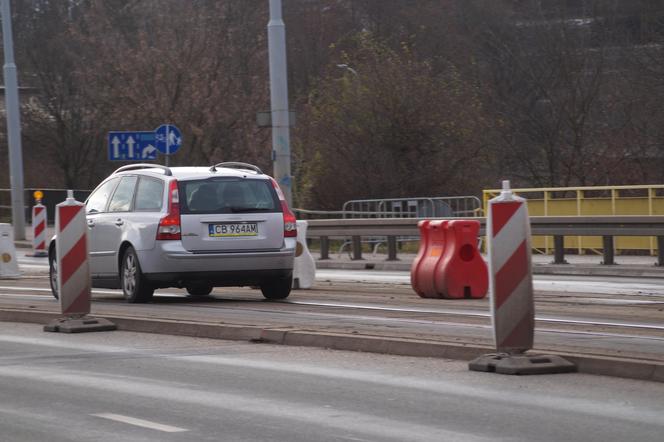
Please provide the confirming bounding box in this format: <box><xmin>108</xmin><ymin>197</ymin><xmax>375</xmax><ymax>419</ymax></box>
<box><xmin>469</xmin><ymin>352</ymin><xmax>577</xmax><ymax>375</ymax></box>
<box><xmin>44</xmin><ymin>316</ymin><xmax>116</xmax><ymax>333</ymax></box>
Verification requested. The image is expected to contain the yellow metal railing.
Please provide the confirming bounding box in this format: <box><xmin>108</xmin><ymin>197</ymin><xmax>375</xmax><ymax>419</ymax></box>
<box><xmin>482</xmin><ymin>184</ymin><xmax>664</xmax><ymax>255</ymax></box>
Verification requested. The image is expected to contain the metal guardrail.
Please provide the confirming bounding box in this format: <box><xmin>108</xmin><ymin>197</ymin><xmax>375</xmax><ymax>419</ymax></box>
<box><xmin>483</xmin><ymin>184</ymin><xmax>664</xmax><ymax>254</ymax></box>
<box><xmin>299</xmin><ymin>197</ymin><xmax>482</xmax><ymax>257</ymax></box>
<box><xmin>305</xmin><ymin>216</ymin><xmax>664</xmax><ymax>265</ymax></box>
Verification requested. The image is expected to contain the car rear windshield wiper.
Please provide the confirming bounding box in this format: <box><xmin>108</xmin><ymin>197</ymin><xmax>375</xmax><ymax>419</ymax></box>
<box><xmin>229</xmin><ymin>207</ymin><xmax>273</xmax><ymax>213</ymax></box>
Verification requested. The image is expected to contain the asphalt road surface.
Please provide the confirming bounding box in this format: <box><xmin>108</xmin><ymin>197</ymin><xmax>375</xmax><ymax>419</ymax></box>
<box><xmin>0</xmin><ymin>322</ymin><xmax>663</xmax><ymax>442</ymax></box>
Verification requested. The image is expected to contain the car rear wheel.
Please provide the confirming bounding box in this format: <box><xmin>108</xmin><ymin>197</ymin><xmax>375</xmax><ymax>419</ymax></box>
<box><xmin>186</xmin><ymin>284</ymin><xmax>213</xmax><ymax>297</ymax></box>
<box><xmin>260</xmin><ymin>274</ymin><xmax>292</xmax><ymax>300</ymax></box>
<box><xmin>49</xmin><ymin>250</ymin><xmax>59</xmax><ymax>300</ymax></box>
<box><xmin>121</xmin><ymin>247</ymin><xmax>154</xmax><ymax>303</ymax></box>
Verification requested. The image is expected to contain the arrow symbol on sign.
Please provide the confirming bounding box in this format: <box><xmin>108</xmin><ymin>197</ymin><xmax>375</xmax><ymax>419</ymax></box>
<box><xmin>127</xmin><ymin>136</ymin><xmax>136</xmax><ymax>159</ymax></box>
<box><xmin>112</xmin><ymin>136</ymin><xmax>120</xmax><ymax>159</ymax></box>
<box><xmin>142</xmin><ymin>144</ymin><xmax>157</xmax><ymax>159</ymax></box>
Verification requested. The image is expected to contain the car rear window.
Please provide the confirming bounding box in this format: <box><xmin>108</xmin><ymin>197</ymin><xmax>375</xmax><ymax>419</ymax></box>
<box><xmin>179</xmin><ymin>178</ymin><xmax>280</xmax><ymax>214</ymax></box>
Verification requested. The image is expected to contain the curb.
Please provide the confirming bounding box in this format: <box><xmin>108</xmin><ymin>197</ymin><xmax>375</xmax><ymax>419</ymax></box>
<box><xmin>316</xmin><ymin>260</ymin><xmax>411</xmax><ymax>272</ymax></box>
<box><xmin>1</xmin><ymin>308</ymin><xmax>662</xmax><ymax>383</ymax></box>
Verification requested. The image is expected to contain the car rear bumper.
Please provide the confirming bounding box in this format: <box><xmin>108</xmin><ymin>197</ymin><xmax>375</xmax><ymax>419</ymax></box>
<box><xmin>137</xmin><ymin>239</ymin><xmax>296</xmax><ymax>275</ymax></box>
<box><xmin>145</xmin><ymin>269</ymin><xmax>292</xmax><ymax>287</ymax></box>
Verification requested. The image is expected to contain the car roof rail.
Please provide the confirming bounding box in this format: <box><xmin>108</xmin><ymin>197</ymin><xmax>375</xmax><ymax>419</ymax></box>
<box><xmin>209</xmin><ymin>162</ymin><xmax>263</xmax><ymax>174</ymax></box>
<box><xmin>112</xmin><ymin>164</ymin><xmax>173</xmax><ymax>176</ymax></box>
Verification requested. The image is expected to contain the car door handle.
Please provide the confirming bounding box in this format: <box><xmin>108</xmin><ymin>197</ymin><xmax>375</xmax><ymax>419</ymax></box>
<box><xmin>115</xmin><ymin>219</ymin><xmax>124</xmax><ymax>226</ymax></box>
<box><xmin>87</xmin><ymin>220</ymin><xmax>95</xmax><ymax>228</ymax></box>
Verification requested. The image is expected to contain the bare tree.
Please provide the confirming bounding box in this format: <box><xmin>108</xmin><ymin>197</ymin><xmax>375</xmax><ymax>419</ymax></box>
<box><xmin>14</xmin><ymin>0</ymin><xmax>273</xmax><ymax>187</ymax></box>
<box><xmin>463</xmin><ymin>0</ymin><xmax>638</xmax><ymax>188</ymax></box>
<box><xmin>77</xmin><ymin>0</ymin><xmax>271</xmax><ymax>171</ymax></box>
<box><xmin>15</xmin><ymin>1</ymin><xmax>110</xmax><ymax>188</ymax></box>
<box><xmin>619</xmin><ymin>0</ymin><xmax>664</xmax><ymax>183</ymax></box>
<box><xmin>9</xmin><ymin>0</ymin><xmax>664</xmax><ymax>201</ymax></box>
<box><xmin>295</xmin><ymin>33</ymin><xmax>489</xmax><ymax>209</ymax></box>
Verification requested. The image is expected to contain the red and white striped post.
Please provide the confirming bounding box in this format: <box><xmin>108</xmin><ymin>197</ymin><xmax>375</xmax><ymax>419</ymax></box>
<box><xmin>31</xmin><ymin>190</ymin><xmax>48</xmax><ymax>257</ymax></box>
<box><xmin>44</xmin><ymin>191</ymin><xmax>115</xmax><ymax>333</ymax></box>
<box><xmin>55</xmin><ymin>191</ymin><xmax>91</xmax><ymax>316</ymax></box>
<box><xmin>488</xmin><ymin>180</ymin><xmax>534</xmax><ymax>353</ymax></box>
<box><xmin>469</xmin><ymin>181</ymin><xmax>575</xmax><ymax>374</ymax></box>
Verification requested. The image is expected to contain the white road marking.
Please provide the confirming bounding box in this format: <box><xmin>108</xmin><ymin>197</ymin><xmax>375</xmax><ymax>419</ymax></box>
<box><xmin>170</xmin><ymin>355</ymin><xmax>664</xmax><ymax>426</ymax></box>
<box><xmin>0</xmin><ymin>334</ymin><xmax>135</xmax><ymax>353</ymax></box>
<box><xmin>0</xmin><ymin>286</ymin><xmax>120</xmax><ymax>295</ymax></box>
<box><xmin>92</xmin><ymin>413</ymin><xmax>188</xmax><ymax>433</ymax></box>
<box><xmin>0</xmin><ymin>286</ymin><xmax>185</xmax><ymax>297</ymax></box>
<box><xmin>317</xmin><ymin>269</ymin><xmax>664</xmax><ymax>295</ymax></box>
<box><xmin>0</xmin><ymin>366</ymin><xmax>485</xmax><ymax>442</ymax></box>
<box><xmin>0</xmin><ymin>293</ymin><xmax>51</xmax><ymax>300</ymax></box>
<box><xmin>286</xmin><ymin>301</ymin><xmax>664</xmax><ymax>330</ymax></box>
<box><xmin>18</xmin><ymin>265</ymin><xmax>48</xmax><ymax>271</ymax></box>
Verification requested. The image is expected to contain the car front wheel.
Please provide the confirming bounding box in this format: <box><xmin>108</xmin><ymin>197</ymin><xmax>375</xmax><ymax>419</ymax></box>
<box><xmin>121</xmin><ymin>247</ymin><xmax>154</xmax><ymax>303</ymax></box>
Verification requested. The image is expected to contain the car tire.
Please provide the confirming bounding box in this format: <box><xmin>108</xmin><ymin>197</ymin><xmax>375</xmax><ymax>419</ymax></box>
<box><xmin>121</xmin><ymin>247</ymin><xmax>154</xmax><ymax>303</ymax></box>
<box><xmin>260</xmin><ymin>274</ymin><xmax>292</xmax><ymax>300</ymax></box>
<box><xmin>186</xmin><ymin>284</ymin><xmax>213</xmax><ymax>297</ymax></box>
<box><xmin>49</xmin><ymin>249</ymin><xmax>59</xmax><ymax>300</ymax></box>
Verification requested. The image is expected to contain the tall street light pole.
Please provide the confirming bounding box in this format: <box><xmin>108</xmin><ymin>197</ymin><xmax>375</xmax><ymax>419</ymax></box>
<box><xmin>267</xmin><ymin>0</ymin><xmax>292</xmax><ymax>207</ymax></box>
<box><xmin>1</xmin><ymin>0</ymin><xmax>25</xmax><ymax>239</ymax></box>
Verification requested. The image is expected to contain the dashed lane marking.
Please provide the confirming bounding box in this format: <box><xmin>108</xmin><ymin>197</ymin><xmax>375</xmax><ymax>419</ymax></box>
<box><xmin>91</xmin><ymin>413</ymin><xmax>188</xmax><ymax>433</ymax></box>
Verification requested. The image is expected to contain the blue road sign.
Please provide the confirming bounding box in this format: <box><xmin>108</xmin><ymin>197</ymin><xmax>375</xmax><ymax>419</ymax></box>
<box><xmin>108</xmin><ymin>131</ymin><xmax>158</xmax><ymax>161</ymax></box>
<box><xmin>155</xmin><ymin>124</ymin><xmax>182</xmax><ymax>155</ymax></box>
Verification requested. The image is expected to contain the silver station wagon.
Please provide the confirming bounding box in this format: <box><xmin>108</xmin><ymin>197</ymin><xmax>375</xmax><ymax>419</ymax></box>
<box><xmin>49</xmin><ymin>162</ymin><xmax>297</xmax><ymax>303</ymax></box>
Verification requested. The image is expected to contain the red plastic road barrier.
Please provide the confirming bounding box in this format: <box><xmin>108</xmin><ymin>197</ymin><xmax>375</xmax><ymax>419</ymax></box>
<box><xmin>31</xmin><ymin>203</ymin><xmax>48</xmax><ymax>257</ymax></box>
<box><xmin>435</xmin><ymin>220</ymin><xmax>488</xmax><ymax>299</ymax></box>
<box><xmin>487</xmin><ymin>181</ymin><xmax>534</xmax><ymax>353</ymax></box>
<box><xmin>55</xmin><ymin>192</ymin><xmax>91</xmax><ymax>316</ymax></box>
<box><xmin>410</xmin><ymin>220</ymin><xmax>430</xmax><ymax>296</ymax></box>
<box><xmin>411</xmin><ymin>220</ymin><xmax>448</xmax><ymax>298</ymax></box>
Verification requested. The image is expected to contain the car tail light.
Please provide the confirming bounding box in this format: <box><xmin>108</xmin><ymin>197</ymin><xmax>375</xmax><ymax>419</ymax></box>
<box><xmin>281</xmin><ymin>201</ymin><xmax>297</xmax><ymax>237</ymax></box>
<box><xmin>156</xmin><ymin>180</ymin><xmax>181</xmax><ymax>240</ymax></box>
<box><xmin>270</xmin><ymin>178</ymin><xmax>297</xmax><ymax>238</ymax></box>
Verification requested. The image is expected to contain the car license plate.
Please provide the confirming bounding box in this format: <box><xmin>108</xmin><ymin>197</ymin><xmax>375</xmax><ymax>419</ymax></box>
<box><xmin>209</xmin><ymin>222</ymin><xmax>258</xmax><ymax>237</ymax></box>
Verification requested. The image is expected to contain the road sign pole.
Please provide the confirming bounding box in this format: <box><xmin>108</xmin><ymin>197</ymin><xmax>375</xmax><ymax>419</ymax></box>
<box><xmin>1</xmin><ymin>0</ymin><xmax>26</xmax><ymax>240</ymax></box>
<box><xmin>165</xmin><ymin>124</ymin><xmax>170</xmax><ymax>167</ymax></box>
<box><xmin>268</xmin><ymin>0</ymin><xmax>293</xmax><ymax>207</ymax></box>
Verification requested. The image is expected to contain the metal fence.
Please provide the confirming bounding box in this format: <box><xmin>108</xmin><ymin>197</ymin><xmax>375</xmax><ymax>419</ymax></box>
<box><xmin>342</xmin><ymin>196</ymin><xmax>482</xmax><ymax>218</ymax></box>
